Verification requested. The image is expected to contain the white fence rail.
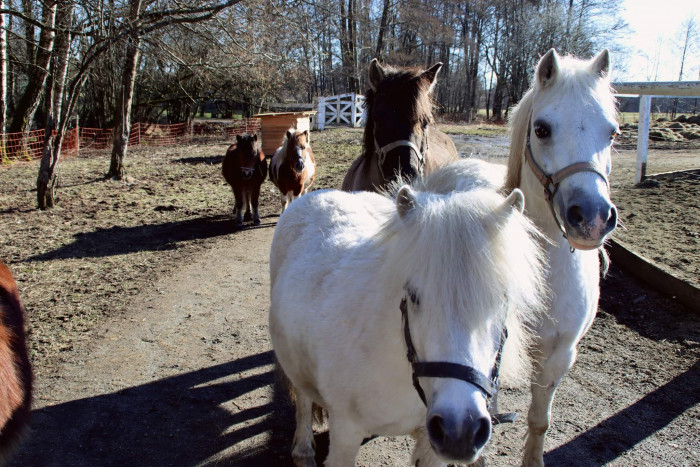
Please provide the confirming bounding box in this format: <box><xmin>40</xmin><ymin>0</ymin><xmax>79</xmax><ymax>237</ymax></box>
<box><xmin>612</xmin><ymin>81</ymin><xmax>700</xmax><ymax>184</ymax></box>
<box><xmin>316</xmin><ymin>93</ymin><xmax>366</xmax><ymax>130</ymax></box>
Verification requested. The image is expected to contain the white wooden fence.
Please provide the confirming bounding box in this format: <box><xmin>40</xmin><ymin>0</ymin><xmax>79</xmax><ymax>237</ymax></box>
<box><xmin>316</xmin><ymin>93</ymin><xmax>366</xmax><ymax>130</ymax></box>
<box><xmin>612</xmin><ymin>81</ymin><xmax>700</xmax><ymax>184</ymax></box>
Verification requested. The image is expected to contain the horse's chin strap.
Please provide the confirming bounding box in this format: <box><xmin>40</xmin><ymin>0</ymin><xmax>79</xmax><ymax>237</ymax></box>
<box><xmin>524</xmin><ymin>117</ymin><xmax>610</xmax><ymax>250</ymax></box>
<box><xmin>400</xmin><ymin>297</ymin><xmax>517</xmax><ymax>425</ymax></box>
<box><xmin>377</xmin><ymin>140</ymin><xmax>425</xmax><ymax>172</ymax></box>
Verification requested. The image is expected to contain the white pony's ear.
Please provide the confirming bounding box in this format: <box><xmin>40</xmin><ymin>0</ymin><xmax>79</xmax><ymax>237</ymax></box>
<box><xmin>590</xmin><ymin>49</ymin><xmax>611</xmax><ymax>78</ymax></box>
<box><xmin>369</xmin><ymin>58</ymin><xmax>385</xmax><ymax>93</ymax></box>
<box><xmin>504</xmin><ymin>188</ymin><xmax>525</xmax><ymax>214</ymax></box>
<box><xmin>396</xmin><ymin>185</ymin><xmax>417</xmax><ymax>220</ymax></box>
<box><xmin>421</xmin><ymin>62</ymin><xmax>443</xmax><ymax>93</ymax></box>
<box><xmin>536</xmin><ymin>49</ymin><xmax>559</xmax><ymax>89</ymax></box>
<box><xmin>252</xmin><ymin>133</ymin><xmax>258</xmax><ymax>142</ymax></box>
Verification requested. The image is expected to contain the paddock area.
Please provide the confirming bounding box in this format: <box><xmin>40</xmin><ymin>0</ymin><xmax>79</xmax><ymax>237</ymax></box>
<box><xmin>1</xmin><ymin>127</ymin><xmax>698</xmax><ymax>465</ymax></box>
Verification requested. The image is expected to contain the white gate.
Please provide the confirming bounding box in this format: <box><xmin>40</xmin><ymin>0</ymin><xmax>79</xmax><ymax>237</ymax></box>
<box><xmin>316</xmin><ymin>93</ymin><xmax>366</xmax><ymax>130</ymax></box>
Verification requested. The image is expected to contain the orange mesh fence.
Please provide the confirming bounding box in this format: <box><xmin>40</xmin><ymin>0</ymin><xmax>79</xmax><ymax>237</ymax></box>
<box><xmin>191</xmin><ymin>118</ymin><xmax>261</xmax><ymax>138</ymax></box>
<box><xmin>1</xmin><ymin>128</ymin><xmax>79</xmax><ymax>163</ymax></box>
<box><xmin>1</xmin><ymin>119</ymin><xmax>262</xmax><ymax>165</ymax></box>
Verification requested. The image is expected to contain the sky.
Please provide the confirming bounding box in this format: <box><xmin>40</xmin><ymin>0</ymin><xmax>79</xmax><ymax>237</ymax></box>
<box><xmin>615</xmin><ymin>0</ymin><xmax>699</xmax><ymax>82</ymax></box>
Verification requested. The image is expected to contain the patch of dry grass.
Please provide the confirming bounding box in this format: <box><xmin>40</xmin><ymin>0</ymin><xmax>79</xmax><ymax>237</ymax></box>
<box><xmin>0</xmin><ymin>129</ymin><xmax>364</xmax><ymax>378</ymax></box>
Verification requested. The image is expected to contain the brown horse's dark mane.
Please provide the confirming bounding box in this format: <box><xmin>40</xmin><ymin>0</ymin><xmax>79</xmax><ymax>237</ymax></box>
<box><xmin>362</xmin><ymin>66</ymin><xmax>435</xmax><ymax>162</ymax></box>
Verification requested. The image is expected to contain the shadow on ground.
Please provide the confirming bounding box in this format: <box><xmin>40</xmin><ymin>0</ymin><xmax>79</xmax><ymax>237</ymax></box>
<box><xmin>11</xmin><ymin>351</ymin><xmax>302</xmax><ymax>466</ymax></box>
<box><xmin>27</xmin><ymin>216</ymin><xmax>277</xmax><ymax>262</ymax></box>
<box><xmin>545</xmin><ymin>361</ymin><xmax>699</xmax><ymax>465</ymax></box>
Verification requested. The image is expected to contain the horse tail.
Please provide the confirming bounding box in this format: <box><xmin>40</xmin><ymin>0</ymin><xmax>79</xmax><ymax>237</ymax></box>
<box><xmin>312</xmin><ymin>403</ymin><xmax>326</xmax><ymax>426</ymax></box>
<box><xmin>0</xmin><ymin>262</ymin><xmax>32</xmax><ymax>464</ymax></box>
<box><xmin>274</xmin><ymin>357</ymin><xmax>327</xmax><ymax>427</ymax></box>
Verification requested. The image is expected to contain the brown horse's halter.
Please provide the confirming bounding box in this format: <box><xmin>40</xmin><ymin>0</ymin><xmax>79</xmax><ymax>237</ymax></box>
<box><xmin>400</xmin><ymin>290</ymin><xmax>517</xmax><ymax>425</ymax></box>
<box><xmin>524</xmin><ymin>115</ymin><xmax>610</xmax><ymax>241</ymax></box>
<box><xmin>376</xmin><ymin>140</ymin><xmax>426</xmax><ymax>173</ymax></box>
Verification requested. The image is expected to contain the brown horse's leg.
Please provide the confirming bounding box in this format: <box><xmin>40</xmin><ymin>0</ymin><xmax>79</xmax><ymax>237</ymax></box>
<box><xmin>243</xmin><ymin>189</ymin><xmax>252</xmax><ymax>222</ymax></box>
<box><xmin>251</xmin><ymin>186</ymin><xmax>261</xmax><ymax>225</ymax></box>
<box><xmin>233</xmin><ymin>187</ymin><xmax>244</xmax><ymax>226</ymax></box>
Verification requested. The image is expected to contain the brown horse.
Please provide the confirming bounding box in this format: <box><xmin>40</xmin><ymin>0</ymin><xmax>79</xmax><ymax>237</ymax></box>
<box><xmin>341</xmin><ymin>59</ymin><xmax>458</xmax><ymax>192</ymax></box>
<box><xmin>0</xmin><ymin>262</ymin><xmax>32</xmax><ymax>465</ymax></box>
<box><xmin>269</xmin><ymin>128</ymin><xmax>316</xmax><ymax>214</ymax></box>
<box><xmin>222</xmin><ymin>133</ymin><xmax>268</xmax><ymax>226</ymax></box>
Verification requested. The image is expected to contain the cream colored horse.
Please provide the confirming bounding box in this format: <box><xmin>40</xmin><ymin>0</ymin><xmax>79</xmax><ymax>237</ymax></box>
<box><xmin>425</xmin><ymin>49</ymin><xmax>618</xmax><ymax>466</ymax></box>
<box><xmin>270</xmin><ymin>179</ymin><xmax>545</xmax><ymax>466</ymax></box>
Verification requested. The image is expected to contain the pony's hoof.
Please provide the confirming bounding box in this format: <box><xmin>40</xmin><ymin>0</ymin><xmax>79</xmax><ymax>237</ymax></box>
<box><xmin>244</xmin><ymin>211</ymin><xmax>253</xmax><ymax>221</ymax></box>
<box><xmin>253</xmin><ymin>218</ymin><xmax>261</xmax><ymax>225</ymax></box>
<box><xmin>234</xmin><ymin>219</ymin><xmax>243</xmax><ymax>227</ymax></box>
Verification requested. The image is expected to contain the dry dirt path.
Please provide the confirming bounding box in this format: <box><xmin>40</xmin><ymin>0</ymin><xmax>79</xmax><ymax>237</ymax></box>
<box><xmin>12</xmin><ymin>214</ymin><xmax>700</xmax><ymax>466</ymax></box>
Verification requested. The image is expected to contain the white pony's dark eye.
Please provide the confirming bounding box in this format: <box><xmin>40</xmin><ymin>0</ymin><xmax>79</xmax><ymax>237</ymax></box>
<box><xmin>406</xmin><ymin>286</ymin><xmax>420</xmax><ymax>306</ymax></box>
<box><xmin>610</xmin><ymin>128</ymin><xmax>620</xmax><ymax>141</ymax></box>
<box><xmin>534</xmin><ymin>122</ymin><xmax>550</xmax><ymax>139</ymax></box>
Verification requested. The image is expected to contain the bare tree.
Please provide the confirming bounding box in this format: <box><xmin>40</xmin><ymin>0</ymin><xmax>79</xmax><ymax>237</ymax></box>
<box><xmin>9</xmin><ymin>1</ymin><xmax>56</xmax><ymax>134</ymax></box>
<box><xmin>0</xmin><ymin>0</ymin><xmax>7</xmax><ymax>136</ymax></box>
<box><xmin>107</xmin><ymin>0</ymin><xmax>143</xmax><ymax>180</ymax></box>
<box><xmin>672</xmin><ymin>15</ymin><xmax>697</xmax><ymax>118</ymax></box>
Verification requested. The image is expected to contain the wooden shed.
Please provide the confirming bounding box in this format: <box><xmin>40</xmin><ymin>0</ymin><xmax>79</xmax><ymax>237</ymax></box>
<box><xmin>253</xmin><ymin>111</ymin><xmax>317</xmax><ymax>156</ymax></box>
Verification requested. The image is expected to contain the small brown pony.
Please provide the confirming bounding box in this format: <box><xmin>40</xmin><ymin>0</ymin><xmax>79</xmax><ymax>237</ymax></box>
<box><xmin>0</xmin><ymin>261</ymin><xmax>32</xmax><ymax>465</ymax></box>
<box><xmin>269</xmin><ymin>128</ymin><xmax>316</xmax><ymax>213</ymax></box>
<box><xmin>342</xmin><ymin>59</ymin><xmax>458</xmax><ymax>192</ymax></box>
<box><xmin>222</xmin><ymin>133</ymin><xmax>268</xmax><ymax>226</ymax></box>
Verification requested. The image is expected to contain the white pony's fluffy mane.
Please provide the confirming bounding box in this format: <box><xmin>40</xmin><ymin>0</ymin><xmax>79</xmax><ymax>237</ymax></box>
<box><xmin>280</xmin><ymin>126</ymin><xmax>296</xmax><ymax>149</ymax></box>
<box><xmin>505</xmin><ymin>53</ymin><xmax>617</xmax><ymax>190</ymax></box>
<box><xmin>377</xmin><ymin>186</ymin><xmax>547</xmax><ymax>385</ymax></box>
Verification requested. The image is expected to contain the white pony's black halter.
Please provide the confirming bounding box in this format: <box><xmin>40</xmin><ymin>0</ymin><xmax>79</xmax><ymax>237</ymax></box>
<box><xmin>376</xmin><ymin>140</ymin><xmax>426</xmax><ymax>174</ymax></box>
<box><xmin>524</xmin><ymin>115</ymin><xmax>610</xmax><ymax>241</ymax></box>
<box><xmin>400</xmin><ymin>293</ymin><xmax>517</xmax><ymax>425</ymax></box>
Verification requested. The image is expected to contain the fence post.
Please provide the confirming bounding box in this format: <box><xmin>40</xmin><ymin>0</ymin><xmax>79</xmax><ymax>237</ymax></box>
<box><xmin>317</xmin><ymin>97</ymin><xmax>325</xmax><ymax>130</ymax></box>
<box><xmin>635</xmin><ymin>95</ymin><xmax>651</xmax><ymax>184</ymax></box>
<box><xmin>350</xmin><ymin>93</ymin><xmax>356</xmax><ymax>128</ymax></box>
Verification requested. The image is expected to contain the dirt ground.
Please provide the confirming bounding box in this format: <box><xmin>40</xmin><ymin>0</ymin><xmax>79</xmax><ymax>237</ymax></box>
<box><xmin>1</xmin><ymin>127</ymin><xmax>699</xmax><ymax>466</ymax></box>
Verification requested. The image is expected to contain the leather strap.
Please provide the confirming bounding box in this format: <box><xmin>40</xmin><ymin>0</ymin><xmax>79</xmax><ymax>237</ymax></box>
<box><xmin>377</xmin><ymin>140</ymin><xmax>424</xmax><ymax>168</ymax></box>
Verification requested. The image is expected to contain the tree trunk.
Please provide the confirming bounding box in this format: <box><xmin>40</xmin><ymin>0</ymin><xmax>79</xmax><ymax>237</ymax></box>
<box><xmin>37</xmin><ymin>114</ymin><xmax>57</xmax><ymax>209</ymax></box>
<box><xmin>107</xmin><ymin>0</ymin><xmax>143</xmax><ymax>180</ymax></box>
<box><xmin>375</xmin><ymin>0</ymin><xmax>390</xmax><ymax>60</ymax></box>
<box><xmin>35</xmin><ymin>0</ymin><xmax>73</xmax><ymax>209</ymax></box>
<box><xmin>0</xmin><ymin>0</ymin><xmax>7</xmax><ymax>135</ymax></box>
<box><xmin>9</xmin><ymin>1</ymin><xmax>57</xmax><ymax>134</ymax></box>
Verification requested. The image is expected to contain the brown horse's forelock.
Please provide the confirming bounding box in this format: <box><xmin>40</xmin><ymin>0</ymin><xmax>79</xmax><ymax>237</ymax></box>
<box><xmin>362</xmin><ymin>68</ymin><xmax>435</xmax><ymax>161</ymax></box>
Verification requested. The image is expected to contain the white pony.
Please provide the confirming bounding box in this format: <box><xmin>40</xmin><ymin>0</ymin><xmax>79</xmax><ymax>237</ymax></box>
<box><xmin>269</xmin><ymin>182</ymin><xmax>545</xmax><ymax>466</ymax></box>
<box><xmin>426</xmin><ymin>49</ymin><xmax>618</xmax><ymax>466</ymax></box>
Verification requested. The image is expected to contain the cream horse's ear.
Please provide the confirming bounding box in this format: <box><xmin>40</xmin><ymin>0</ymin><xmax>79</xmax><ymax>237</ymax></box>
<box><xmin>369</xmin><ymin>58</ymin><xmax>385</xmax><ymax>93</ymax></box>
<box><xmin>536</xmin><ymin>49</ymin><xmax>559</xmax><ymax>89</ymax></box>
<box><xmin>396</xmin><ymin>185</ymin><xmax>417</xmax><ymax>220</ymax></box>
<box><xmin>590</xmin><ymin>49</ymin><xmax>611</xmax><ymax>78</ymax></box>
<box><xmin>504</xmin><ymin>188</ymin><xmax>525</xmax><ymax>213</ymax></box>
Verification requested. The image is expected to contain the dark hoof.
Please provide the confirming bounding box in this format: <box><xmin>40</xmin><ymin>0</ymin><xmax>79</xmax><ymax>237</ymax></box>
<box><xmin>253</xmin><ymin>218</ymin><xmax>261</xmax><ymax>225</ymax></box>
<box><xmin>244</xmin><ymin>211</ymin><xmax>253</xmax><ymax>221</ymax></box>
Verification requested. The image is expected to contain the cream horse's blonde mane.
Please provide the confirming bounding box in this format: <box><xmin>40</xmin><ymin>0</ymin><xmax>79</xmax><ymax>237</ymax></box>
<box><xmin>505</xmin><ymin>54</ymin><xmax>617</xmax><ymax>191</ymax></box>
<box><xmin>377</xmin><ymin>188</ymin><xmax>547</xmax><ymax>385</ymax></box>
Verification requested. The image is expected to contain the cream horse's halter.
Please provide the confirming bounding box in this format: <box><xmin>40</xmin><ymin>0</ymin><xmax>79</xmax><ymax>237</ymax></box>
<box><xmin>524</xmin><ymin>115</ymin><xmax>610</xmax><ymax>241</ymax></box>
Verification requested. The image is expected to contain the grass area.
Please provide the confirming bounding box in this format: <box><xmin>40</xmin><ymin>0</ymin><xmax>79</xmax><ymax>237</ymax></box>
<box><xmin>438</xmin><ymin>123</ymin><xmax>508</xmax><ymax>137</ymax></box>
